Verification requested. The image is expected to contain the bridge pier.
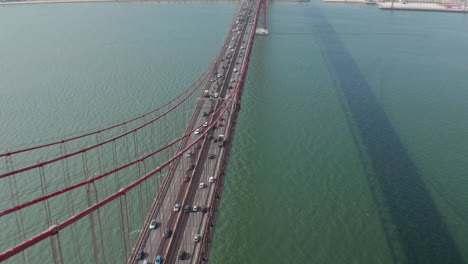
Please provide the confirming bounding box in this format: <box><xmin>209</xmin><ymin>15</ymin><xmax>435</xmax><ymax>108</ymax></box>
<box><xmin>255</xmin><ymin>28</ymin><xmax>269</xmax><ymax>35</ymax></box>
<box><xmin>255</xmin><ymin>0</ymin><xmax>269</xmax><ymax>35</ymax></box>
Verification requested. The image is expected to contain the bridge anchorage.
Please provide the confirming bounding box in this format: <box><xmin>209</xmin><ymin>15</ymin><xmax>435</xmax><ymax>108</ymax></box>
<box><xmin>0</xmin><ymin>0</ymin><xmax>266</xmax><ymax>263</ymax></box>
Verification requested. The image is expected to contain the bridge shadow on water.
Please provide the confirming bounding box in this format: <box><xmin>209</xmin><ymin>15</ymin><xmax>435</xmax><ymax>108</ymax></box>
<box><xmin>308</xmin><ymin>5</ymin><xmax>464</xmax><ymax>264</ymax></box>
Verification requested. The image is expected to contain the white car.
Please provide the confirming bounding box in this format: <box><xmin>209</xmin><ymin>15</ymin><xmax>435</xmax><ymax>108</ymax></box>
<box><xmin>194</xmin><ymin>129</ymin><xmax>200</xmax><ymax>135</ymax></box>
<box><xmin>199</xmin><ymin>183</ymin><xmax>205</xmax><ymax>189</ymax></box>
<box><xmin>209</xmin><ymin>177</ymin><xmax>216</xmax><ymax>183</ymax></box>
<box><xmin>173</xmin><ymin>203</ymin><xmax>181</xmax><ymax>212</ymax></box>
<box><xmin>149</xmin><ymin>220</ymin><xmax>158</xmax><ymax>229</ymax></box>
<box><xmin>203</xmin><ymin>122</ymin><xmax>208</xmax><ymax>127</ymax></box>
<box><xmin>193</xmin><ymin>234</ymin><xmax>201</xmax><ymax>243</ymax></box>
<box><xmin>192</xmin><ymin>205</ymin><xmax>199</xmax><ymax>212</ymax></box>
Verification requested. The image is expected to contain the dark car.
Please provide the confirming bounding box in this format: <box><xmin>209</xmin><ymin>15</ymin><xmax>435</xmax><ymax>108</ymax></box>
<box><xmin>202</xmin><ymin>112</ymin><xmax>208</xmax><ymax>117</ymax></box>
<box><xmin>184</xmin><ymin>205</ymin><xmax>191</xmax><ymax>213</ymax></box>
<box><xmin>136</xmin><ymin>250</ymin><xmax>145</xmax><ymax>260</ymax></box>
<box><xmin>155</xmin><ymin>255</ymin><xmax>163</xmax><ymax>264</ymax></box>
<box><xmin>201</xmin><ymin>207</ymin><xmax>208</xmax><ymax>213</ymax></box>
<box><xmin>178</xmin><ymin>250</ymin><xmax>187</xmax><ymax>260</ymax></box>
<box><xmin>163</xmin><ymin>228</ymin><xmax>171</xmax><ymax>238</ymax></box>
<box><xmin>208</xmin><ymin>154</ymin><xmax>215</xmax><ymax>159</ymax></box>
<box><xmin>188</xmin><ymin>164</ymin><xmax>195</xmax><ymax>170</ymax></box>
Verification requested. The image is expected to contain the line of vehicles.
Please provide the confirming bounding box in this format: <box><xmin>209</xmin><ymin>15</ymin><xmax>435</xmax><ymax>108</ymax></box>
<box><xmin>134</xmin><ymin>0</ymin><xmax>258</xmax><ymax>262</ymax></box>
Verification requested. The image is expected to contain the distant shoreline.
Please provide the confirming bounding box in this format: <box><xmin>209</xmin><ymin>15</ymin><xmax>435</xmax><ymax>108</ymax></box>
<box><xmin>0</xmin><ymin>0</ymin><xmax>308</xmax><ymax>6</ymax></box>
<box><xmin>322</xmin><ymin>0</ymin><xmax>468</xmax><ymax>13</ymax></box>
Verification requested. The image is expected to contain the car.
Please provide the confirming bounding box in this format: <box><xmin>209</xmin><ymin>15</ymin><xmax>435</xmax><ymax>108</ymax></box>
<box><xmin>203</xmin><ymin>122</ymin><xmax>208</xmax><ymax>127</ymax></box>
<box><xmin>214</xmin><ymin>93</ymin><xmax>219</xmax><ymax>98</ymax></box>
<box><xmin>202</xmin><ymin>112</ymin><xmax>208</xmax><ymax>117</ymax></box>
<box><xmin>233</xmin><ymin>68</ymin><xmax>238</xmax><ymax>72</ymax></box>
<box><xmin>155</xmin><ymin>255</ymin><xmax>163</xmax><ymax>264</ymax></box>
<box><xmin>209</xmin><ymin>108</ymin><xmax>214</xmax><ymax>113</ymax></box>
<box><xmin>194</xmin><ymin>129</ymin><xmax>200</xmax><ymax>135</ymax></box>
<box><xmin>195</xmin><ymin>143</ymin><xmax>201</xmax><ymax>149</ymax></box>
<box><xmin>193</xmin><ymin>234</ymin><xmax>201</xmax><ymax>243</ymax></box>
<box><xmin>193</xmin><ymin>205</ymin><xmax>199</xmax><ymax>212</ymax></box>
<box><xmin>143</xmin><ymin>260</ymin><xmax>150</xmax><ymax>264</ymax></box>
<box><xmin>183</xmin><ymin>175</ymin><xmax>190</xmax><ymax>182</ymax></box>
<box><xmin>178</xmin><ymin>250</ymin><xmax>187</xmax><ymax>260</ymax></box>
<box><xmin>210</xmin><ymin>78</ymin><xmax>215</xmax><ymax>82</ymax></box>
<box><xmin>174</xmin><ymin>203</ymin><xmax>181</xmax><ymax>212</ymax></box>
<box><xmin>209</xmin><ymin>177</ymin><xmax>216</xmax><ymax>183</ymax></box>
<box><xmin>201</xmin><ymin>207</ymin><xmax>208</xmax><ymax>213</ymax></box>
<box><xmin>136</xmin><ymin>250</ymin><xmax>145</xmax><ymax>260</ymax></box>
<box><xmin>186</xmin><ymin>151</ymin><xmax>193</xmax><ymax>157</ymax></box>
<box><xmin>216</xmin><ymin>74</ymin><xmax>222</xmax><ymax>78</ymax></box>
<box><xmin>184</xmin><ymin>205</ymin><xmax>191</xmax><ymax>213</ymax></box>
<box><xmin>208</xmin><ymin>154</ymin><xmax>215</xmax><ymax>159</ymax></box>
<box><xmin>188</xmin><ymin>164</ymin><xmax>195</xmax><ymax>170</ymax></box>
<box><xmin>149</xmin><ymin>220</ymin><xmax>158</xmax><ymax>229</ymax></box>
<box><xmin>199</xmin><ymin>183</ymin><xmax>205</xmax><ymax>189</ymax></box>
<box><xmin>163</xmin><ymin>228</ymin><xmax>171</xmax><ymax>238</ymax></box>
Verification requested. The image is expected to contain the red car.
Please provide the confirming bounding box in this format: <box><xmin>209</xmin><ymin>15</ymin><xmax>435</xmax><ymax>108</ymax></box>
<box><xmin>183</xmin><ymin>176</ymin><xmax>191</xmax><ymax>182</ymax></box>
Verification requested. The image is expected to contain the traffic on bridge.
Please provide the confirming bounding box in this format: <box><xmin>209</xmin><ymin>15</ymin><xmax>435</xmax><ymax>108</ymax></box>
<box><xmin>131</xmin><ymin>1</ymin><xmax>262</xmax><ymax>263</ymax></box>
<box><xmin>0</xmin><ymin>0</ymin><xmax>266</xmax><ymax>263</ymax></box>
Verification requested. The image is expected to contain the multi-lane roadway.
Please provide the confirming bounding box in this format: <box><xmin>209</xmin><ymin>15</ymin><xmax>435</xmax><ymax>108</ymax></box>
<box><xmin>133</xmin><ymin>1</ymin><xmax>258</xmax><ymax>263</ymax></box>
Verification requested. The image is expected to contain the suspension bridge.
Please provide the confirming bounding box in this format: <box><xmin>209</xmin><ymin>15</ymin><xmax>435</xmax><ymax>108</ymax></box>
<box><xmin>0</xmin><ymin>0</ymin><xmax>267</xmax><ymax>263</ymax></box>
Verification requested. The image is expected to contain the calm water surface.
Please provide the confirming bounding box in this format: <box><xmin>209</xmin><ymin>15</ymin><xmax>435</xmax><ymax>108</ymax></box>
<box><xmin>1</xmin><ymin>1</ymin><xmax>467</xmax><ymax>264</ymax></box>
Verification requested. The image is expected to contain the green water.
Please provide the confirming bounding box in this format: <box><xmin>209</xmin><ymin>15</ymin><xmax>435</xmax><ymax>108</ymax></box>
<box><xmin>1</xmin><ymin>1</ymin><xmax>468</xmax><ymax>263</ymax></box>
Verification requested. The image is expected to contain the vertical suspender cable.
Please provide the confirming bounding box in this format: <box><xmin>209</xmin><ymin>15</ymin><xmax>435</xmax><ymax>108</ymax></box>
<box><xmin>112</xmin><ymin>140</ymin><xmax>120</xmax><ymax>189</ymax></box>
<box><xmin>86</xmin><ymin>182</ymin><xmax>99</xmax><ymax>264</ymax></box>
<box><xmin>56</xmin><ymin>232</ymin><xmax>64</xmax><ymax>264</ymax></box>
<box><xmin>118</xmin><ymin>194</ymin><xmax>128</xmax><ymax>263</ymax></box>
<box><xmin>5</xmin><ymin>155</ymin><xmax>28</xmax><ymax>264</ymax></box>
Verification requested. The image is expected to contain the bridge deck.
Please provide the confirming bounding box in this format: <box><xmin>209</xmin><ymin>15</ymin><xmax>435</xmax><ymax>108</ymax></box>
<box><xmin>132</xmin><ymin>1</ymin><xmax>259</xmax><ymax>263</ymax></box>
